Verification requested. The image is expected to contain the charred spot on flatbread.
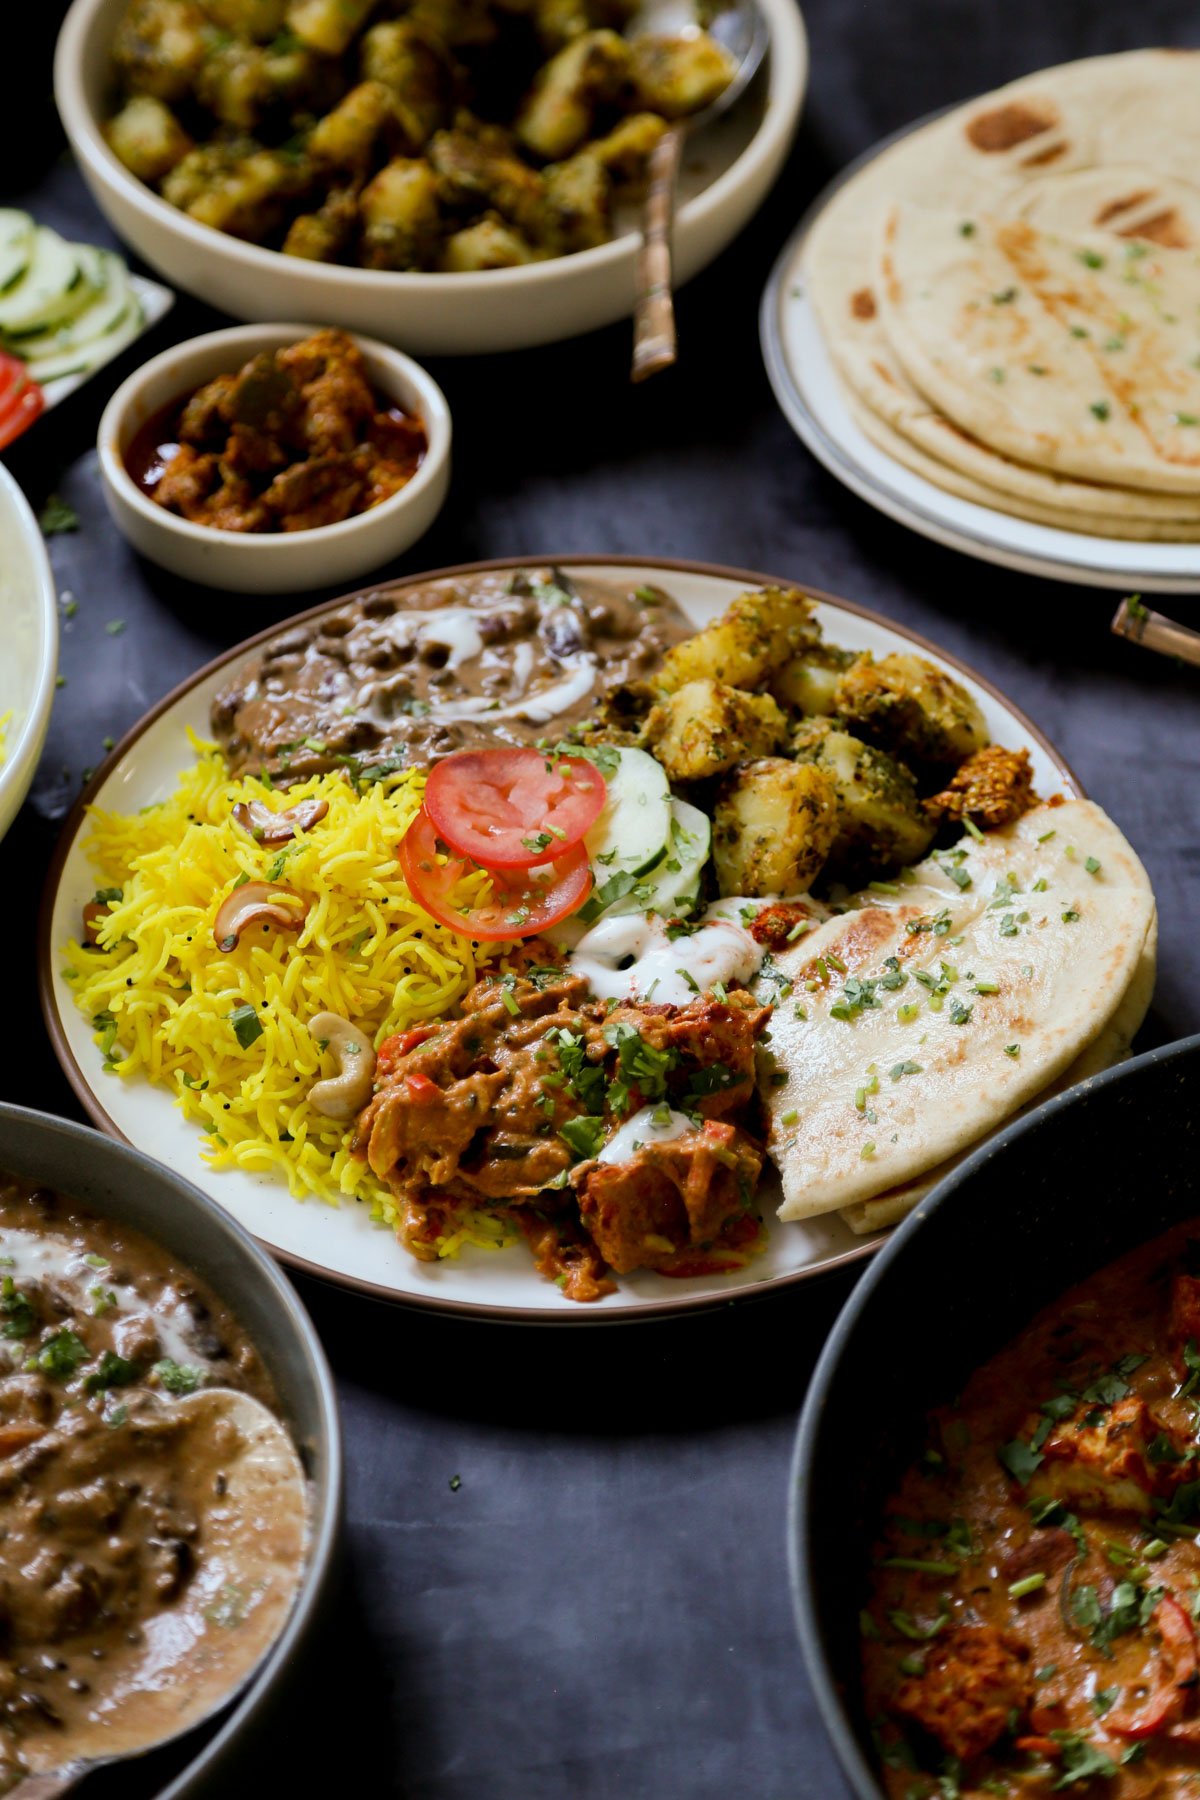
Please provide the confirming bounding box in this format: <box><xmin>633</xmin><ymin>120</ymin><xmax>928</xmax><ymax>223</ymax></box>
<box><xmin>965</xmin><ymin>100</ymin><xmax>1059</xmax><ymax>153</ymax></box>
<box><xmin>851</xmin><ymin>287</ymin><xmax>877</xmax><ymax>320</ymax></box>
<box><xmin>1096</xmin><ymin>190</ymin><xmax>1155</xmax><ymax>225</ymax></box>
<box><xmin>1020</xmin><ymin>140</ymin><xmax>1067</xmax><ymax>167</ymax></box>
<box><xmin>1120</xmin><ymin>207</ymin><xmax>1191</xmax><ymax>248</ymax></box>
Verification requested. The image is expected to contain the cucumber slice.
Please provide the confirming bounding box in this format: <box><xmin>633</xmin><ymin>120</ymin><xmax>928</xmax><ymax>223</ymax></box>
<box><xmin>0</xmin><ymin>211</ymin><xmax>33</xmax><ymax>296</ymax></box>
<box><xmin>0</xmin><ymin>228</ymin><xmax>94</xmax><ymax>336</ymax></box>
<box><xmin>28</xmin><ymin>300</ymin><xmax>144</xmax><ymax>385</ymax></box>
<box><xmin>20</xmin><ymin>251</ymin><xmax>134</xmax><ymax>366</ymax></box>
<box><xmin>612</xmin><ymin>799</ymin><xmax>711</xmax><ymax>919</ymax></box>
<box><xmin>584</xmin><ymin>746</ymin><xmax>671</xmax><ymax>879</ymax></box>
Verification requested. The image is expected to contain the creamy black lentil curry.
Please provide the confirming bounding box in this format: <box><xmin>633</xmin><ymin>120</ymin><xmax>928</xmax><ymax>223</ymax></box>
<box><xmin>0</xmin><ymin>1172</ymin><xmax>297</xmax><ymax>1789</ymax></box>
<box><xmin>211</xmin><ymin>565</ymin><xmax>690</xmax><ymax>775</ymax></box>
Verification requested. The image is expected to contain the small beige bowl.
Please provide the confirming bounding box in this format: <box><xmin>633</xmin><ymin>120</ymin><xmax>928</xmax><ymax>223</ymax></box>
<box><xmin>97</xmin><ymin>322</ymin><xmax>451</xmax><ymax>594</ymax></box>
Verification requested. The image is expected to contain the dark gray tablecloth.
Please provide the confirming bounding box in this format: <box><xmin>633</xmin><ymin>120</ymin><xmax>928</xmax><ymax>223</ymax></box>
<box><xmin>4</xmin><ymin>2</ymin><xmax>1200</xmax><ymax>1794</ymax></box>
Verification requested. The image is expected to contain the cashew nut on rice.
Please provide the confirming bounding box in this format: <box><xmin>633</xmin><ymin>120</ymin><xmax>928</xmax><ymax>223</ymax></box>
<box><xmin>307</xmin><ymin>1013</ymin><xmax>377</xmax><ymax>1120</ymax></box>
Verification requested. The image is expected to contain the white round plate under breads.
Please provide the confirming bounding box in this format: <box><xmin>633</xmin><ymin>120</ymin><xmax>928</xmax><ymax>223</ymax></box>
<box><xmin>761</xmin><ymin>119</ymin><xmax>1200</xmax><ymax>592</ymax></box>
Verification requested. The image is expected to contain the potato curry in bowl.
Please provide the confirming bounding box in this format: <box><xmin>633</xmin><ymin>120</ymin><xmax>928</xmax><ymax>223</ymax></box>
<box><xmin>103</xmin><ymin>0</ymin><xmax>734</xmax><ymax>272</ymax></box>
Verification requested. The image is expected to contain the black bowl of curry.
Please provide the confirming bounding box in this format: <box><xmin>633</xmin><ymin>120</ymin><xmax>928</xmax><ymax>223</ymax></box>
<box><xmin>0</xmin><ymin>1104</ymin><xmax>340</xmax><ymax>1797</ymax></box>
<box><xmin>791</xmin><ymin>1032</ymin><xmax>1200</xmax><ymax>1800</ymax></box>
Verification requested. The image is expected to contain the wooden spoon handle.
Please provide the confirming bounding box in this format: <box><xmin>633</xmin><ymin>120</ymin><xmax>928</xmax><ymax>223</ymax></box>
<box><xmin>632</xmin><ymin>125</ymin><xmax>685</xmax><ymax>384</ymax></box>
<box><xmin>1112</xmin><ymin>595</ymin><xmax>1200</xmax><ymax>668</ymax></box>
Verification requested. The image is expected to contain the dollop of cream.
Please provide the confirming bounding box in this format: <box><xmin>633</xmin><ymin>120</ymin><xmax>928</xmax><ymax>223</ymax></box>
<box><xmin>567</xmin><ymin>903</ymin><xmax>765</xmax><ymax>1006</ymax></box>
<box><xmin>597</xmin><ymin>1106</ymin><xmax>695</xmax><ymax>1164</ymax></box>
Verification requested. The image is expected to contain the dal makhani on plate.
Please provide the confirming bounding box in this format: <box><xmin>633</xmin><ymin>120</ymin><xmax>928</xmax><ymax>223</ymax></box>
<box><xmin>40</xmin><ymin>559</ymin><xmax>1150</xmax><ymax>1318</ymax></box>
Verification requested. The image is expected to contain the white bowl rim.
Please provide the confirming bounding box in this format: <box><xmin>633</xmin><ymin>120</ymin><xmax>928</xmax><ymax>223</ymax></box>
<box><xmin>97</xmin><ymin>321</ymin><xmax>452</xmax><ymax>552</ymax></box>
<box><xmin>56</xmin><ymin>0</ymin><xmax>808</xmax><ymax>296</ymax></box>
<box><xmin>0</xmin><ymin>462</ymin><xmax>58</xmax><ymax>801</ymax></box>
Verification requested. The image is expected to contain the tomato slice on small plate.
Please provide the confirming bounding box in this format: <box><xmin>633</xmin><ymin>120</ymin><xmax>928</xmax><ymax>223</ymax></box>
<box><xmin>398</xmin><ymin>807</ymin><xmax>592</xmax><ymax>940</ymax></box>
<box><xmin>0</xmin><ymin>381</ymin><xmax>45</xmax><ymax>451</ymax></box>
<box><xmin>423</xmin><ymin>747</ymin><xmax>606</xmax><ymax>870</ymax></box>
<box><xmin>0</xmin><ymin>351</ymin><xmax>29</xmax><ymax>417</ymax></box>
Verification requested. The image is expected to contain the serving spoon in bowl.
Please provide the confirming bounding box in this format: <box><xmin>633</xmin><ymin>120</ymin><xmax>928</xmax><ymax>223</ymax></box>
<box><xmin>630</xmin><ymin>0</ymin><xmax>769</xmax><ymax>382</ymax></box>
<box><xmin>13</xmin><ymin>1388</ymin><xmax>309</xmax><ymax>1798</ymax></box>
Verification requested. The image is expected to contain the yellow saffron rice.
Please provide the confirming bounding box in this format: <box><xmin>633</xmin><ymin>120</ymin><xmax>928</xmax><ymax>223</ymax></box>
<box><xmin>61</xmin><ymin>737</ymin><xmax>516</xmax><ymax>1255</ymax></box>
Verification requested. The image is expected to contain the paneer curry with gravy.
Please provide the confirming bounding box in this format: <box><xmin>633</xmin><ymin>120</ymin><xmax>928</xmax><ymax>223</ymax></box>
<box><xmin>0</xmin><ymin>1172</ymin><xmax>303</xmax><ymax>1789</ymax></box>
<box><xmin>864</xmin><ymin>1224</ymin><xmax>1200</xmax><ymax>1797</ymax></box>
<box><xmin>126</xmin><ymin>328</ymin><xmax>427</xmax><ymax>532</ymax></box>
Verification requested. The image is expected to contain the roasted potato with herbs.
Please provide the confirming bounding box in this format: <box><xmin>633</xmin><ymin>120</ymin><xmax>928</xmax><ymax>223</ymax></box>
<box><xmin>515</xmin><ymin>30</ymin><xmax>631</xmax><ymax>161</ymax></box>
<box><xmin>106</xmin><ymin>0</ymin><xmax>731</xmax><ymax>271</ymax></box>
<box><xmin>656</xmin><ymin>588</ymin><xmax>817</xmax><ymax>694</ymax></box>
<box><xmin>713</xmin><ymin>761</ymin><xmax>839</xmax><ymax>898</ymax></box>
<box><xmin>791</xmin><ymin>717</ymin><xmax>935</xmax><ymax>879</ymax></box>
<box><xmin>112</xmin><ymin>0</ymin><xmax>208</xmax><ymax>103</ymax></box>
<box><xmin>105</xmin><ymin>94</ymin><xmax>193</xmax><ymax>184</ymax></box>
<box><xmin>770</xmin><ymin>642</ymin><xmax>861</xmax><ymax>718</ymax></box>
<box><xmin>832</xmin><ymin>653</ymin><xmax>988</xmax><ymax>770</ymax></box>
<box><xmin>630</xmin><ymin>33</ymin><xmax>735</xmax><ymax>119</ymax></box>
<box><xmin>359</xmin><ymin>157</ymin><xmax>442</xmax><ymax>269</ymax></box>
<box><xmin>644</xmin><ymin>681</ymin><xmax>787</xmax><ymax>782</ymax></box>
<box><xmin>286</xmin><ymin>0</ymin><xmax>374</xmax><ymax>57</ymax></box>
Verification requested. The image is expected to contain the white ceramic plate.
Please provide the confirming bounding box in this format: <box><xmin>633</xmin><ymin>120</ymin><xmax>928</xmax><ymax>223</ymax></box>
<box><xmin>0</xmin><ymin>464</ymin><xmax>58</xmax><ymax>844</ymax></box>
<box><xmin>40</xmin><ymin>557</ymin><xmax>1080</xmax><ymax>1321</ymax></box>
<box><xmin>759</xmin><ymin>130</ymin><xmax>1200</xmax><ymax>594</ymax></box>
<box><xmin>56</xmin><ymin>0</ymin><xmax>807</xmax><ymax>357</ymax></box>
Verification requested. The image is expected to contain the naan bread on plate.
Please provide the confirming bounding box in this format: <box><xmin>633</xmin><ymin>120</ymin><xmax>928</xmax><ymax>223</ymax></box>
<box><xmin>845</xmin><ymin>392</ymin><xmax>1200</xmax><ymax>540</ymax></box>
<box><xmin>838</xmin><ymin>914</ymin><xmax>1157</xmax><ymax>1235</ymax></box>
<box><xmin>756</xmin><ymin>799</ymin><xmax>1155</xmax><ymax>1222</ymax></box>
<box><xmin>804</xmin><ymin>48</ymin><xmax>1200</xmax><ymax>528</ymax></box>
<box><xmin>878</xmin><ymin>203</ymin><xmax>1200</xmax><ymax>493</ymax></box>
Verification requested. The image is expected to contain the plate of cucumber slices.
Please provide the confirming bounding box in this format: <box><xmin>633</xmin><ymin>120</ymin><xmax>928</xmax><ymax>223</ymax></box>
<box><xmin>0</xmin><ymin>208</ymin><xmax>171</xmax><ymax>444</ymax></box>
<box><xmin>38</xmin><ymin>556</ymin><xmax>1077</xmax><ymax>1321</ymax></box>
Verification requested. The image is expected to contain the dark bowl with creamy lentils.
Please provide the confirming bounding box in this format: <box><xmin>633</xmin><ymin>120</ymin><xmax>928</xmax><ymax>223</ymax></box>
<box><xmin>791</xmin><ymin>1033</ymin><xmax>1200</xmax><ymax>1800</ymax></box>
<box><xmin>0</xmin><ymin>1105</ymin><xmax>341</xmax><ymax>1798</ymax></box>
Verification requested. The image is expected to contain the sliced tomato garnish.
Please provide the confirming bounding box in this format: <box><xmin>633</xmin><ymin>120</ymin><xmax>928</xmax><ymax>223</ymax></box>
<box><xmin>423</xmin><ymin>747</ymin><xmax>606</xmax><ymax>870</ymax></box>
<box><xmin>0</xmin><ymin>352</ymin><xmax>29</xmax><ymax>417</ymax></box>
<box><xmin>0</xmin><ymin>381</ymin><xmax>44</xmax><ymax>451</ymax></box>
<box><xmin>398</xmin><ymin>806</ymin><xmax>591</xmax><ymax>941</ymax></box>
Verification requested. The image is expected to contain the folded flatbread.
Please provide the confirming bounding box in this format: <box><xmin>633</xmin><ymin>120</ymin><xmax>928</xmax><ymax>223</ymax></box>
<box><xmin>837</xmin><ymin>912</ymin><xmax>1157</xmax><ymax>1235</ymax></box>
<box><xmin>756</xmin><ymin>800</ymin><xmax>1155</xmax><ymax>1221</ymax></box>
<box><xmin>877</xmin><ymin>203</ymin><xmax>1200</xmax><ymax>493</ymax></box>
<box><xmin>805</xmin><ymin>47</ymin><xmax>1200</xmax><ymax>526</ymax></box>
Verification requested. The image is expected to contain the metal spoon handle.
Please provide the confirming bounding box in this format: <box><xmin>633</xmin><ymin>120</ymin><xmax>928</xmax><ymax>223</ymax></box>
<box><xmin>632</xmin><ymin>124</ymin><xmax>685</xmax><ymax>383</ymax></box>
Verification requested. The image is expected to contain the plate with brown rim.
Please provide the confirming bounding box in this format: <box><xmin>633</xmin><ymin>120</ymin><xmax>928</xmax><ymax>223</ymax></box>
<box><xmin>38</xmin><ymin>556</ymin><xmax>1081</xmax><ymax>1322</ymax></box>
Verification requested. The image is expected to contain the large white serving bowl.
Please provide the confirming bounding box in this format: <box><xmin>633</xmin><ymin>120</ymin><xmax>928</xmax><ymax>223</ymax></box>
<box><xmin>55</xmin><ymin>0</ymin><xmax>808</xmax><ymax>356</ymax></box>
<box><xmin>0</xmin><ymin>464</ymin><xmax>58</xmax><ymax>842</ymax></box>
<box><xmin>97</xmin><ymin>322</ymin><xmax>452</xmax><ymax>593</ymax></box>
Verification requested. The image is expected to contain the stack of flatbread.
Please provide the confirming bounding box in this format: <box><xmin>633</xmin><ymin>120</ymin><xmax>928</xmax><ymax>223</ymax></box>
<box><xmin>756</xmin><ymin>799</ymin><xmax>1156</xmax><ymax>1234</ymax></box>
<box><xmin>806</xmin><ymin>49</ymin><xmax>1200</xmax><ymax>538</ymax></box>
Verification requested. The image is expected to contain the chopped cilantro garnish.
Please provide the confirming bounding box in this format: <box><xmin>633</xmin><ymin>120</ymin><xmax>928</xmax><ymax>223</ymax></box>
<box><xmin>84</xmin><ymin>1349</ymin><xmax>140</xmax><ymax>1393</ymax></box>
<box><xmin>154</xmin><ymin>1358</ymin><xmax>205</xmax><ymax>1395</ymax></box>
<box><xmin>0</xmin><ymin>1277</ymin><xmax>34</xmax><ymax>1340</ymax></box>
<box><xmin>559</xmin><ymin>1116</ymin><xmax>606</xmax><ymax>1160</ymax></box>
<box><xmin>33</xmin><ymin>1329</ymin><xmax>88</xmax><ymax>1379</ymax></box>
<box><xmin>228</xmin><ymin>1004</ymin><xmax>263</xmax><ymax>1049</ymax></box>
